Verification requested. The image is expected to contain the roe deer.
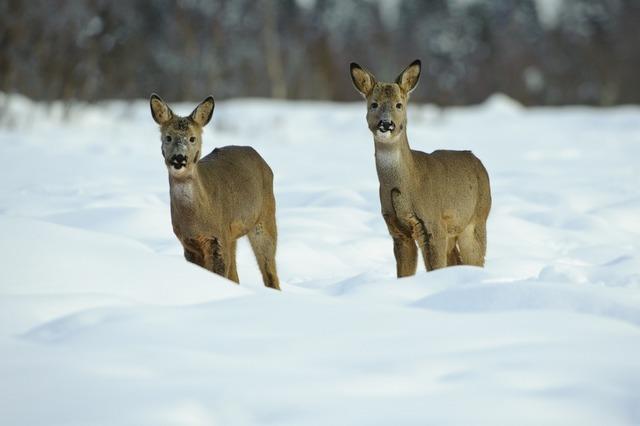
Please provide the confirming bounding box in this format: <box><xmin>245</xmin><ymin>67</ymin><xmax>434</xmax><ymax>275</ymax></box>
<box><xmin>350</xmin><ymin>60</ymin><xmax>491</xmax><ymax>277</ymax></box>
<box><xmin>150</xmin><ymin>94</ymin><xmax>280</xmax><ymax>290</ymax></box>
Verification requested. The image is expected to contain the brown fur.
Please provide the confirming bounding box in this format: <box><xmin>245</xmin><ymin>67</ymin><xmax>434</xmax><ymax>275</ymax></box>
<box><xmin>150</xmin><ymin>94</ymin><xmax>280</xmax><ymax>290</ymax></box>
<box><xmin>350</xmin><ymin>60</ymin><xmax>492</xmax><ymax>276</ymax></box>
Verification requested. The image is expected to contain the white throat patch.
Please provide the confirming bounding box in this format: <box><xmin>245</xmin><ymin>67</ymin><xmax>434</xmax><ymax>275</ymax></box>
<box><xmin>170</xmin><ymin>180</ymin><xmax>194</xmax><ymax>204</ymax></box>
<box><xmin>375</xmin><ymin>148</ymin><xmax>401</xmax><ymax>169</ymax></box>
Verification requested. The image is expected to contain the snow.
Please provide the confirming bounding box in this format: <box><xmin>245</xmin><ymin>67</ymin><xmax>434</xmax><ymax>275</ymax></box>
<box><xmin>533</xmin><ymin>0</ymin><xmax>564</xmax><ymax>29</ymax></box>
<box><xmin>1</xmin><ymin>93</ymin><xmax>639</xmax><ymax>425</ymax></box>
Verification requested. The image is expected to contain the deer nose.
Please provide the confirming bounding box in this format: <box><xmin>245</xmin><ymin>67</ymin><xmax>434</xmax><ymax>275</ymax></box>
<box><xmin>169</xmin><ymin>154</ymin><xmax>188</xmax><ymax>169</ymax></box>
<box><xmin>378</xmin><ymin>120</ymin><xmax>396</xmax><ymax>132</ymax></box>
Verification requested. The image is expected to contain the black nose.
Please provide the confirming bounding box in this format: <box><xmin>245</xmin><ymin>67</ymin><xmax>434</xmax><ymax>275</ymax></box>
<box><xmin>170</xmin><ymin>154</ymin><xmax>188</xmax><ymax>169</ymax></box>
<box><xmin>378</xmin><ymin>120</ymin><xmax>395</xmax><ymax>132</ymax></box>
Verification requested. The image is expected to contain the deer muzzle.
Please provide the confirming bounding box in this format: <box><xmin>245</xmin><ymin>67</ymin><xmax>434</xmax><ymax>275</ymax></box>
<box><xmin>377</xmin><ymin>120</ymin><xmax>396</xmax><ymax>133</ymax></box>
<box><xmin>169</xmin><ymin>154</ymin><xmax>188</xmax><ymax>170</ymax></box>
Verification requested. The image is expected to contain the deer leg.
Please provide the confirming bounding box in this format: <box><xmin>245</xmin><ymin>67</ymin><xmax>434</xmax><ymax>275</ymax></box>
<box><xmin>447</xmin><ymin>238</ymin><xmax>462</xmax><ymax>266</ymax></box>
<box><xmin>393</xmin><ymin>237</ymin><xmax>418</xmax><ymax>277</ymax></box>
<box><xmin>202</xmin><ymin>237</ymin><xmax>228</xmax><ymax>278</ymax></box>
<box><xmin>457</xmin><ymin>223</ymin><xmax>486</xmax><ymax>267</ymax></box>
<box><xmin>383</xmin><ymin>214</ymin><xmax>417</xmax><ymax>277</ymax></box>
<box><xmin>248</xmin><ymin>220</ymin><xmax>280</xmax><ymax>290</ymax></box>
<box><xmin>227</xmin><ymin>239</ymin><xmax>239</xmax><ymax>283</ymax></box>
<box><xmin>407</xmin><ymin>216</ymin><xmax>447</xmax><ymax>271</ymax></box>
<box><xmin>183</xmin><ymin>237</ymin><xmax>209</xmax><ymax>269</ymax></box>
<box><xmin>426</xmin><ymin>225</ymin><xmax>448</xmax><ymax>270</ymax></box>
<box><xmin>184</xmin><ymin>247</ymin><xmax>204</xmax><ymax>267</ymax></box>
<box><xmin>476</xmin><ymin>222</ymin><xmax>487</xmax><ymax>264</ymax></box>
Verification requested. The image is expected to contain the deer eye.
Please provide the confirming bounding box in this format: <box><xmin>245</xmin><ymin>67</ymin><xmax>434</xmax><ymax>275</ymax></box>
<box><xmin>396</xmin><ymin>103</ymin><xmax>403</xmax><ymax>109</ymax></box>
<box><xmin>165</xmin><ymin>135</ymin><xmax>172</xmax><ymax>142</ymax></box>
<box><xmin>189</xmin><ymin>136</ymin><xmax>196</xmax><ymax>143</ymax></box>
<box><xmin>370</xmin><ymin>102</ymin><xmax>379</xmax><ymax>109</ymax></box>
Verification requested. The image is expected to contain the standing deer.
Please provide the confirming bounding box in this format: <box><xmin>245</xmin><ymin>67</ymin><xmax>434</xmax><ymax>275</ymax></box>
<box><xmin>350</xmin><ymin>60</ymin><xmax>491</xmax><ymax>277</ymax></box>
<box><xmin>150</xmin><ymin>94</ymin><xmax>280</xmax><ymax>290</ymax></box>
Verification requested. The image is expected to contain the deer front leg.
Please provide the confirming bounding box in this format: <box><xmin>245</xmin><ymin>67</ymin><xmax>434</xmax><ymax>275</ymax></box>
<box><xmin>192</xmin><ymin>237</ymin><xmax>230</xmax><ymax>279</ymax></box>
<box><xmin>184</xmin><ymin>247</ymin><xmax>204</xmax><ymax>267</ymax></box>
<box><xmin>207</xmin><ymin>238</ymin><xmax>229</xmax><ymax>278</ymax></box>
<box><xmin>383</xmin><ymin>213</ymin><xmax>418</xmax><ymax>277</ymax></box>
<box><xmin>183</xmin><ymin>237</ymin><xmax>207</xmax><ymax>268</ymax></box>
<box><xmin>393</xmin><ymin>238</ymin><xmax>418</xmax><ymax>277</ymax></box>
<box><xmin>407</xmin><ymin>216</ymin><xmax>447</xmax><ymax>271</ymax></box>
<box><xmin>184</xmin><ymin>237</ymin><xmax>228</xmax><ymax>277</ymax></box>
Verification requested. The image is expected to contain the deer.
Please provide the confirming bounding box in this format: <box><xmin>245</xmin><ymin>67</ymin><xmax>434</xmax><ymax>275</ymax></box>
<box><xmin>350</xmin><ymin>60</ymin><xmax>492</xmax><ymax>277</ymax></box>
<box><xmin>150</xmin><ymin>93</ymin><xmax>280</xmax><ymax>290</ymax></box>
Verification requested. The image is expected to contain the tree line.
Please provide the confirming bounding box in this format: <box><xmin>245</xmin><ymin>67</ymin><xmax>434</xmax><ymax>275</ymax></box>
<box><xmin>1</xmin><ymin>0</ymin><xmax>638</xmax><ymax>105</ymax></box>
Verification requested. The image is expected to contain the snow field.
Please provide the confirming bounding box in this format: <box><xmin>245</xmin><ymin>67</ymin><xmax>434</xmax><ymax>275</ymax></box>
<box><xmin>0</xmin><ymin>93</ymin><xmax>639</xmax><ymax>424</ymax></box>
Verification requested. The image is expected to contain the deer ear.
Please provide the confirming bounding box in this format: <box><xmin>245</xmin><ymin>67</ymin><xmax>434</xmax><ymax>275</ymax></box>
<box><xmin>190</xmin><ymin>96</ymin><xmax>215</xmax><ymax>127</ymax></box>
<box><xmin>350</xmin><ymin>63</ymin><xmax>376</xmax><ymax>97</ymax></box>
<box><xmin>150</xmin><ymin>93</ymin><xmax>173</xmax><ymax>125</ymax></box>
<box><xmin>395</xmin><ymin>59</ymin><xmax>421</xmax><ymax>94</ymax></box>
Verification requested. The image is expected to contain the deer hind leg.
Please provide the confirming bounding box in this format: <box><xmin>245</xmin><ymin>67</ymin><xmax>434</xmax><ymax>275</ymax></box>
<box><xmin>248</xmin><ymin>218</ymin><xmax>280</xmax><ymax>290</ymax></box>
<box><xmin>227</xmin><ymin>239</ymin><xmax>239</xmax><ymax>283</ymax></box>
<box><xmin>407</xmin><ymin>215</ymin><xmax>447</xmax><ymax>271</ymax></box>
<box><xmin>457</xmin><ymin>222</ymin><xmax>486</xmax><ymax>266</ymax></box>
<box><xmin>447</xmin><ymin>237</ymin><xmax>462</xmax><ymax>266</ymax></box>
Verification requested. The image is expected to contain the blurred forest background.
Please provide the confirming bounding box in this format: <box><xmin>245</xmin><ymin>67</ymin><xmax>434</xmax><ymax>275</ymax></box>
<box><xmin>1</xmin><ymin>0</ymin><xmax>639</xmax><ymax>106</ymax></box>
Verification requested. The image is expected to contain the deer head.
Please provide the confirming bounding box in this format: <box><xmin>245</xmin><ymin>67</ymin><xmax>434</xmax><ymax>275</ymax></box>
<box><xmin>350</xmin><ymin>60</ymin><xmax>421</xmax><ymax>144</ymax></box>
<box><xmin>150</xmin><ymin>94</ymin><xmax>215</xmax><ymax>178</ymax></box>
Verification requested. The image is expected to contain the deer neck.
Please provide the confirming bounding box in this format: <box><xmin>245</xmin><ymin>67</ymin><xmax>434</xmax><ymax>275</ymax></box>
<box><xmin>374</xmin><ymin>131</ymin><xmax>414</xmax><ymax>188</ymax></box>
<box><xmin>168</xmin><ymin>166</ymin><xmax>204</xmax><ymax>213</ymax></box>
